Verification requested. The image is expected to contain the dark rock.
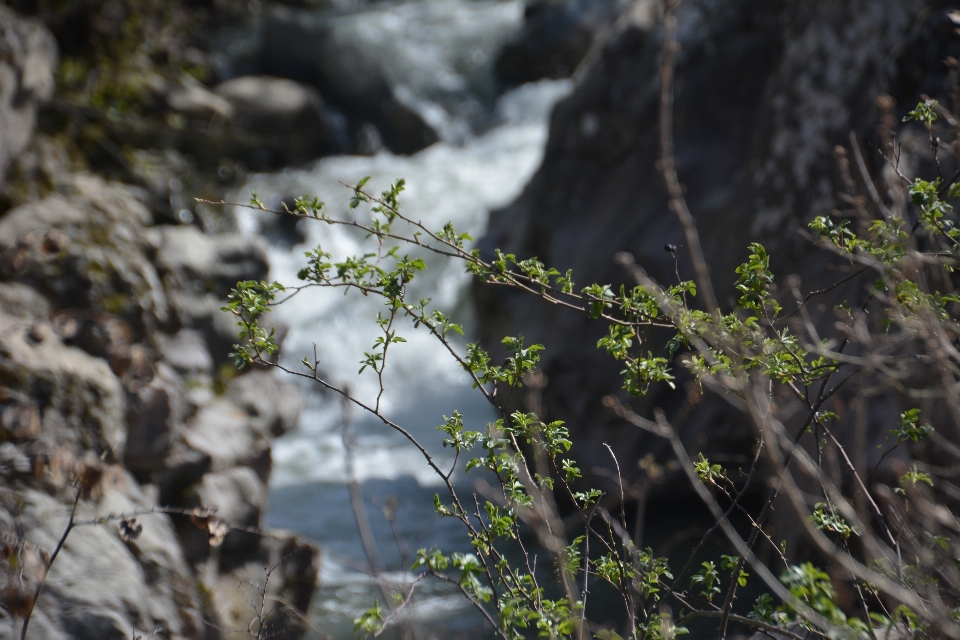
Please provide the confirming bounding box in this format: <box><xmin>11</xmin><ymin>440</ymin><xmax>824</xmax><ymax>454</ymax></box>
<box><xmin>261</xmin><ymin>5</ymin><xmax>439</xmax><ymax>154</ymax></box>
<box><xmin>494</xmin><ymin>0</ymin><xmax>620</xmax><ymax>87</ymax></box>
<box><xmin>124</xmin><ymin>364</ymin><xmax>184</xmax><ymax>479</ymax></box>
<box><xmin>0</xmin><ymin>5</ymin><xmax>57</xmax><ymax>187</ymax></box>
<box><xmin>476</xmin><ymin>0</ymin><xmax>949</xmax><ymax>498</ymax></box>
<box><xmin>152</xmin><ymin>445</ymin><xmax>213</xmax><ymax>506</ymax></box>
<box><xmin>208</xmin><ymin>532</ymin><xmax>320</xmax><ymax>638</ymax></box>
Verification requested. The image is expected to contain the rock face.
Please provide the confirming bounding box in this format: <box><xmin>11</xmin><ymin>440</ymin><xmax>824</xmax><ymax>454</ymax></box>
<box><xmin>494</xmin><ymin>0</ymin><xmax>621</xmax><ymax>87</ymax></box>
<box><xmin>0</xmin><ymin>5</ymin><xmax>57</xmax><ymax>187</ymax></box>
<box><xmin>476</xmin><ymin>0</ymin><xmax>956</xmax><ymax>495</ymax></box>
<box><xmin>0</xmin><ymin>35</ymin><xmax>318</xmax><ymax>634</ymax></box>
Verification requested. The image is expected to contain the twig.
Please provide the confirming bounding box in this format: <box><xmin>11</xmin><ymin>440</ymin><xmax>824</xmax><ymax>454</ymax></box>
<box><xmin>658</xmin><ymin>0</ymin><xmax>719</xmax><ymax>317</ymax></box>
<box><xmin>20</xmin><ymin>487</ymin><xmax>82</xmax><ymax>640</ymax></box>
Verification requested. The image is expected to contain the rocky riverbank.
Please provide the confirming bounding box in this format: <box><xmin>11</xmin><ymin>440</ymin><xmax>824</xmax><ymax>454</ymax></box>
<box><xmin>0</xmin><ymin>5</ymin><xmax>320</xmax><ymax>638</ymax></box>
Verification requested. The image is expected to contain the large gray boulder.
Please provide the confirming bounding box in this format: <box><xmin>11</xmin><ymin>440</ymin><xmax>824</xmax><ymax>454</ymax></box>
<box><xmin>214</xmin><ymin>75</ymin><xmax>331</xmax><ymax>167</ymax></box>
<box><xmin>476</xmin><ymin>0</ymin><xmax>951</xmax><ymax>495</ymax></box>
<box><xmin>0</xmin><ymin>5</ymin><xmax>57</xmax><ymax>187</ymax></box>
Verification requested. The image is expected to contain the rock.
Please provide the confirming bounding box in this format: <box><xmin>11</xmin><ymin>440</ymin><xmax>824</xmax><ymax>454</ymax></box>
<box><xmin>494</xmin><ymin>0</ymin><xmax>620</xmax><ymax>87</ymax></box>
<box><xmin>0</xmin><ymin>174</ymin><xmax>173</xmax><ymax>338</ymax></box>
<box><xmin>476</xmin><ymin>0</ymin><xmax>948</xmax><ymax>496</ymax></box>
<box><xmin>227</xmin><ymin>368</ymin><xmax>302</xmax><ymax>437</ymax></box>
<box><xmin>181</xmin><ymin>398</ymin><xmax>272</xmax><ymax>480</ymax></box>
<box><xmin>155</xmin><ymin>224</ymin><xmax>269</xmax><ymax>364</ymax></box>
<box><xmin>261</xmin><ymin>5</ymin><xmax>439</xmax><ymax>154</ymax></box>
<box><xmin>196</xmin><ymin>466</ymin><xmax>265</xmax><ymax>527</ymax></box>
<box><xmin>0</xmin><ymin>282</ymin><xmax>50</xmax><ymax>319</ymax></box>
<box><xmin>214</xmin><ymin>75</ymin><xmax>331</xmax><ymax>167</ymax></box>
<box><xmin>156</xmin><ymin>224</ymin><xmax>268</xmax><ymax>301</ymax></box>
<box><xmin>0</xmin><ymin>306</ymin><xmax>125</xmax><ymax>457</ymax></box>
<box><xmin>206</xmin><ymin>533</ymin><xmax>319</xmax><ymax>638</ymax></box>
<box><xmin>157</xmin><ymin>329</ymin><xmax>215</xmax><ymax>375</ymax></box>
<box><xmin>124</xmin><ymin>363</ymin><xmax>184</xmax><ymax>480</ymax></box>
<box><xmin>196</xmin><ymin>466</ymin><xmax>265</xmax><ymax>558</ymax></box>
<box><xmin>0</xmin><ymin>5</ymin><xmax>57</xmax><ymax>187</ymax></box>
<box><xmin>0</xmin><ymin>481</ymin><xmax>204</xmax><ymax>640</ymax></box>
<box><xmin>158</xmin><ymin>73</ymin><xmax>235</xmax><ymax>120</ymax></box>
<box><xmin>1</xmin><ymin>401</ymin><xmax>41</xmax><ymax>441</ymax></box>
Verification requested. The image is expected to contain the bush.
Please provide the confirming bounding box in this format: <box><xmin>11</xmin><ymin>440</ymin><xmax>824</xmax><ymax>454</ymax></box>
<box><xmin>221</xmin><ymin>86</ymin><xmax>960</xmax><ymax>639</ymax></box>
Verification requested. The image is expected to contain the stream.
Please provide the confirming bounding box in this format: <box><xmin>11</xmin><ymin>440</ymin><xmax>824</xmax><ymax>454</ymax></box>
<box><xmin>229</xmin><ymin>1</ymin><xmax>573</xmax><ymax>636</ymax></box>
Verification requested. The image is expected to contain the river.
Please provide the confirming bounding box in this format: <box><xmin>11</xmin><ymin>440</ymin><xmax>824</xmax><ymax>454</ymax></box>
<box><xmin>229</xmin><ymin>1</ymin><xmax>572</xmax><ymax>636</ymax></box>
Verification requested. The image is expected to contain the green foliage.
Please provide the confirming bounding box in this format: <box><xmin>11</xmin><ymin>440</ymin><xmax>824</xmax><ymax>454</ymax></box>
<box><xmin>221</xmin><ymin>280</ymin><xmax>286</xmax><ymax>367</ymax></box>
<box><xmin>904</xmin><ymin>99</ymin><xmax>939</xmax><ymax>128</ymax></box>
<box><xmin>693</xmin><ymin>453</ymin><xmax>725</xmax><ymax>485</ymax></box>
<box><xmin>690</xmin><ymin>561</ymin><xmax>720</xmax><ymax>602</ymax></box>
<box><xmin>890</xmin><ymin>408</ymin><xmax>933</xmax><ymax>444</ymax></box>
<box><xmin>354</xmin><ymin>600</ymin><xmax>384</xmax><ymax>635</ymax></box>
<box><xmin>779</xmin><ymin>564</ymin><xmax>868</xmax><ymax>633</ymax></box>
<box><xmin>734</xmin><ymin>243</ymin><xmax>781</xmax><ymax>313</ymax></box>
<box><xmin>809</xmin><ymin>503</ymin><xmax>859</xmax><ymax>540</ymax></box>
<box><xmin>900</xmin><ymin>465</ymin><xmax>933</xmax><ymax>489</ymax></box>
<box><xmin>720</xmin><ymin>555</ymin><xmax>748</xmax><ymax>587</ymax></box>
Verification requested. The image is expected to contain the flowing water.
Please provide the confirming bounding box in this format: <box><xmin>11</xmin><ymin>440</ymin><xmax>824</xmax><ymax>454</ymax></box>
<box><xmin>230</xmin><ymin>1</ymin><xmax>573</xmax><ymax>635</ymax></box>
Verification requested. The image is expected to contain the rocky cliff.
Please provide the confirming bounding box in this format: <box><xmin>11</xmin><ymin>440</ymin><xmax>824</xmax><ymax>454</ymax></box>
<box><xmin>476</xmin><ymin>0</ymin><xmax>959</xmax><ymax>497</ymax></box>
<box><xmin>0</xmin><ymin>6</ymin><xmax>317</xmax><ymax>639</ymax></box>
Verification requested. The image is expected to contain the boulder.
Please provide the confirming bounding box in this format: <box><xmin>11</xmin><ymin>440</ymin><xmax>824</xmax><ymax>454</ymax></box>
<box><xmin>0</xmin><ymin>481</ymin><xmax>204</xmax><ymax>640</ymax></box>
<box><xmin>181</xmin><ymin>398</ymin><xmax>272</xmax><ymax>481</ymax></box>
<box><xmin>0</xmin><ymin>306</ymin><xmax>125</xmax><ymax>457</ymax></box>
<box><xmin>124</xmin><ymin>363</ymin><xmax>184</xmax><ymax>479</ymax></box>
<box><xmin>0</xmin><ymin>174</ymin><xmax>173</xmax><ymax>338</ymax></box>
<box><xmin>206</xmin><ymin>533</ymin><xmax>319</xmax><ymax>639</ymax></box>
<box><xmin>494</xmin><ymin>0</ymin><xmax>621</xmax><ymax>87</ymax></box>
<box><xmin>261</xmin><ymin>5</ymin><xmax>439</xmax><ymax>154</ymax></box>
<box><xmin>0</xmin><ymin>5</ymin><xmax>57</xmax><ymax>187</ymax></box>
<box><xmin>476</xmin><ymin>0</ymin><xmax>949</xmax><ymax>496</ymax></box>
<box><xmin>157</xmin><ymin>329</ymin><xmax>215</xmax><ymax>375</ymax></box>
<box><xmin>196</xmin><ymin>466</ymin><xmax>265</xmax><ymax>527</ymax></box>
<box><xmin>195</xmin><ymin>465</ymin><xmax>265</xmax><ymax>558</ymax></box>
<box><xmin>227</xmin><ymin>368</ymin><xmax>302</xmax><ymax>438</ymax></box>
<box><xmin>214</xmin><ymin>75</ymin><xmax>331</xmax><ymax>167</ymax></box>
<box><xmin>155</xmin><ymin>224</ymin><xmax>269</xmax><ymax>363</ymax></box>
<box><xmin>0</xmin><ymin>282</ymin><xmax>50</xmax><ymax>319</ymax></box>
<box><xmin>155</xmin><ymin>224</ymin><xmax>268</xmax><ymax>301</ymax></box>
